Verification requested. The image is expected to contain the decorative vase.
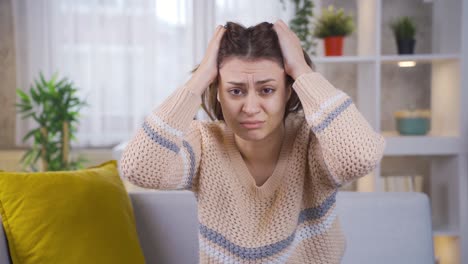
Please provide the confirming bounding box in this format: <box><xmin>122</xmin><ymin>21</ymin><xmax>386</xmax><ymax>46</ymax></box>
<box><xmin>324</xmin><ymin>36</ymin><xmax>344</xmax><ymax>56</ymax></box>
<box><xmin>396</xmin><ymin>39</ymin><xmax>416</xmax><ymax>54</ymax></box>
<box><xmin>394</xmin><ymin>109</ymin><xmax>431</xmax><ymax>135</ymax></box>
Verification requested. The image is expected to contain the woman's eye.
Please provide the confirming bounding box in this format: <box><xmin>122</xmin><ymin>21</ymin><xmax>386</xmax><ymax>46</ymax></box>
<box><xmin>229</xmin><ymin>89</ymin><xmax>243</xmax><ymax>96</ymax></box>
<box><xmin>262</xmin><ymin>88</ymin><xmax>275</xmax><ymax>94</ymax></box>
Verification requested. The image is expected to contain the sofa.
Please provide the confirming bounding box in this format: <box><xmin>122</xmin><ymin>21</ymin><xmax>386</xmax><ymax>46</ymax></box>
<box><xmin>0</xmin><ymin>190</ymin><xmax>435</xmax><ymax>264</ymax></box>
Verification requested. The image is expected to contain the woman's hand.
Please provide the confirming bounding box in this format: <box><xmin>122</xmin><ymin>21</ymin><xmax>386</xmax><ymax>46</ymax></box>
<box><xmin>273</xmin><ymin>19</ymin><xmax>314</xmax><ymax>80</ymax></box>
<box><xmin>187</xmin><ymin>25</ymin><xmax>226</xmax><ymax>96</ymax></box>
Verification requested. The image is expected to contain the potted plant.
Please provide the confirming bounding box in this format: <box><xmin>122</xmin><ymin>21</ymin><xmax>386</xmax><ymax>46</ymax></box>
<box><xmin>313</xmin><ymin>5</ymin><xmax>354</xmax><ymax>56</ymax></box>
<box><xmin>390</xmin><ymin>16</ymin><xmax>416</xmax><ymax>54</ymax></box>
<box><xmin>15</xmin><ymin>72</ymin><xmax>89</xmax><ymax>171</ymax></box>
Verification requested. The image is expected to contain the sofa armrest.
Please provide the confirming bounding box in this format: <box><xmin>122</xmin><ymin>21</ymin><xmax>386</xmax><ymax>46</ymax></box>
<box><xmin>0</xmin><ymin>217</ymin><xmax>12</xmax><ymax>264</ymax></box>
<box><xmin>337</xmin><ymin>191</ymin><xmax>435</xmax><ymax>264</ymax></box>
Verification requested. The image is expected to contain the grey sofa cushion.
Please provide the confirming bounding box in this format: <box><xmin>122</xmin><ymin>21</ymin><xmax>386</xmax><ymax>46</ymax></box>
<box><xmin>0</xmin><ymin>191</ymin><xmax>435</xmax><ymax>264</ymax></box>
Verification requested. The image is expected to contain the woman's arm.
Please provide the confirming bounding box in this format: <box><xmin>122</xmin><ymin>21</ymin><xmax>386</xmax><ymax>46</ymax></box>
<box><xmin>119</xmin><ymin>25</ymin><xmax>226</xmax><ymax>191</ymax></box>
<box><xmin>273</xmin><ymin>19</ymin><xmax>385</xmax><ymax>188</ymax></box>
<box><xmin>119</xmin><ymin>85</ymin><xmax>203</xmax><ymax>191</ymax></box>
<box><xmin>293</xmin><ymin>72</ymin><xmax>386</xmax><ymax>188</ymax></box>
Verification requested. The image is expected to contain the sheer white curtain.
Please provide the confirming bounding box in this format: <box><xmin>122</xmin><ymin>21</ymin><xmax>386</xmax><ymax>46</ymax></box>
<box><xmin>13</xmin><ymin>0</ymin><xmax>293</xmax><ymax>148</ymax></box>
<box><xmin>215</xmin><ymin>0</ymin><xmax>293</xmax><ymax>26</ymax></box>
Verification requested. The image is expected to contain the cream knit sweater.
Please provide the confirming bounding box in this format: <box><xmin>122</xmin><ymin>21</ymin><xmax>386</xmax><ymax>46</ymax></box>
<box><xmin>120</xmin><ymin>72</ymin><xmax>386</xmax><ymax>263</ymax></box>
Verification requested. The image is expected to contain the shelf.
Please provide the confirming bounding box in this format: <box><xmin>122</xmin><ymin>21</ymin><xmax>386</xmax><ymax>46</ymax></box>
<box><xmin>380</xmin><ymin>54</ymin><xmax>460</xmax><ymax>63</ymax></box>
<box><xmin>433</xmin><ymin>228</ymin><xmax>460</xmax><ymax>237</ymax></box>
<box><xmin>311</xmin><ymin>54</ymin><xmax>460</xmax><ymax>65</ymax></box>
<box><xmin>382</xmin><ymin>131</ymin><xmax>461</xmax><ymax>156</ymax></box>
<box><xmin>312</xmin><ymin>56</ymin><xmax>375</xmax><ymax>64</ymax></box>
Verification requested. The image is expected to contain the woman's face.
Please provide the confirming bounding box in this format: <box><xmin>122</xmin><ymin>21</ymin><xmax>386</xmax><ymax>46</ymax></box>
<box><xmin>218</xmin><ymin>57</ymin><xmax>292</xmax><ymax>142</ymax></box>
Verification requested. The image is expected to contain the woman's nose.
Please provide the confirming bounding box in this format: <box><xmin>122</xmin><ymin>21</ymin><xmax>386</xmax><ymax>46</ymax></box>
<box><xmin>242</xmin><ymin>93</ymin><xmax>261</xmax><ymax>115</ymax></box>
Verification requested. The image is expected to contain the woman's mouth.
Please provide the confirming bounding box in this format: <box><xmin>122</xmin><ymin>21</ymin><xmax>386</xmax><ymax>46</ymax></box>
<box><xmin>240</xmin><ymin>121</ymin><xmax>265</xmax><ymax>129</ymax></box>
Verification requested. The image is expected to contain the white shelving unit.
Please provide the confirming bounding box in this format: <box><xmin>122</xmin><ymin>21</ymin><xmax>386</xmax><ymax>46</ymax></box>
<box><xmin>312</xmin><ymin>0</ymin><xmax>468</xmax><ymax>263</ymax></box>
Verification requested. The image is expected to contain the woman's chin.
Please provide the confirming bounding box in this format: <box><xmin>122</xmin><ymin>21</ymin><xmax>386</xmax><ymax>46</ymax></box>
<box><xmin>235</xmin><ymin>128</ymin><xmax>267</xmax><ymax>142</ymax></box>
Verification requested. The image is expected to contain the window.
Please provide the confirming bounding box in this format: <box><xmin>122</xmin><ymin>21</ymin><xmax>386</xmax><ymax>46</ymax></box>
<box><xmin>13</xmin><ymin>0</ymin><xmax>292</xmax><ymax>147</ymax></box>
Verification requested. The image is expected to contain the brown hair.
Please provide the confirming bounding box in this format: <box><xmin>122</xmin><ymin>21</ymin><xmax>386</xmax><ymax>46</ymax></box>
<box><xmin>191</xmin><ymin>21</ymin><xmax>315</xmax><ymax>121</ymax></box>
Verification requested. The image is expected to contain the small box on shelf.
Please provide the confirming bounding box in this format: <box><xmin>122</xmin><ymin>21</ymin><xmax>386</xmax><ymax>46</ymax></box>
<box><xmin>433</xmin><ymin>235</ymin><xmax>460</xmax><ymax>264</ymax></box>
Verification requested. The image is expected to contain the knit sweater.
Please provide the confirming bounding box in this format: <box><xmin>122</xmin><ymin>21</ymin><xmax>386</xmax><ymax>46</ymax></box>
<box><xmin>119</xmin><ymin>72</ymin><xmax>386</xmax><ymax>263</ymax></box>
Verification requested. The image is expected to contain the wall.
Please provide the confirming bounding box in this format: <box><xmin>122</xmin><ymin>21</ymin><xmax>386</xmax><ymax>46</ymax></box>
<box><xmin>0</xmin><ymin>0</ymin><xmax>16</xmax><ymax>148</ymax></box>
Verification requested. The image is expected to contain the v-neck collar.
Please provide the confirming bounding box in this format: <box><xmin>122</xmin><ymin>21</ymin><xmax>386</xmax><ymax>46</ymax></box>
<box><xmin>224</xmin><ymin>115</ymin><xmax>297</xmax><ymax>199</ymax></box>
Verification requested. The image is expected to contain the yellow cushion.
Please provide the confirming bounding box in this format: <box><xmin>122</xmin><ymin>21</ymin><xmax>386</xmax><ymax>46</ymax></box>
<box><xmin>0</xmin><ymin>160</ymin><xmax>145</xmax><ymax>264</ymax></box>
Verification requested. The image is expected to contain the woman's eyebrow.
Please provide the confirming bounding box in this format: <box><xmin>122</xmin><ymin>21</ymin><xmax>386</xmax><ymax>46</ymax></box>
<box><xmin>226</xmin><ymin>78</ymin><xmax>276</xmax><ymax>86</ymax></box>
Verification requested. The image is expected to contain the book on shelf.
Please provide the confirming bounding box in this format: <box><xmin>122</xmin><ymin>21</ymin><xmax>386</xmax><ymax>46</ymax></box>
<box><xmin>384</xmin><ymin>175</ymin><xmax>424</xmax><ymax>192</ymax></box>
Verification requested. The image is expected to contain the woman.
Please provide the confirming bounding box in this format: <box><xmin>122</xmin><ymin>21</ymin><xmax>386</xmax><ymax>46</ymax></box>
<box><xmin>120</xmin><ymin>20</ymin><xmax>385</xmax><ymax>263</ymax></box>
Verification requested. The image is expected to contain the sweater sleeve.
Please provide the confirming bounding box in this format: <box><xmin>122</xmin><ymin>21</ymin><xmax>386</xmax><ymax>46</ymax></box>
<box><xmin>119</xmin><ymin>85</ymin><xmax>203</xmax><ymax>191</ymax></box>
<box><xmin>292</xmin><ymin>72</ymin><xmax>386</xmax><ymax>189</ymax></box>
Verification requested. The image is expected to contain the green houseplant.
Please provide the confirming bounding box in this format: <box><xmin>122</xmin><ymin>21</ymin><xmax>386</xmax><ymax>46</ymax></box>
<box><xmin>313</xmin><ymin>5</ymin><xmax>354</xmax><ymax>56</ymax></box>
<box><xmin>15</xmin><ymin>72</ymin><xmax>89</xmax><ymax>171</ymax></box>
<box><xmin>280</xmin><ymin>0</ymin><xmax>317</xmax><ymax>55</ymax></box>
<box><xmin>390</xmin><ymin>16</ymin><xmax>416</xmax><ymax>54</ymax></box>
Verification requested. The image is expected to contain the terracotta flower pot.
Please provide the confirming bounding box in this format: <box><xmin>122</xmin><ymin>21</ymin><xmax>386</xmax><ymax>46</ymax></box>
<box><xmin>324</xmin><ymin>36</ymin><xmax>344</xmax><ymax>56</ymax></box>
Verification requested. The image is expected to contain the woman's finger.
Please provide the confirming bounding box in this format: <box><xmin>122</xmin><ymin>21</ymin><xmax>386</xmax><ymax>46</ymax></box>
<box><xmin>276</xmin><ymin>19</ymin><xmax>289</xmax><ymax>32</ymax></box>
<box><xmin>206</xmin><ymin>26</ymin><xmax>224</xmax><ymax>51</ymax></box>
<box><xmin>211</xmin><ymin>25</ymin><xmax>225</xmax><ymax>46</ymax></box>
<box><xmin>277</xmin><ymin>20</ymin><xmax>300</xmax><ymax>44</ymax></box>
<box><xmin>276</xmin><ymin>20</ymin><xmax>294</xmax><ymax>43</ymax></box>
<box><xmin>273</xmin><ymin>22</ymin><xmax>286</xmax><ymax>40</ymax></box>
<box><xmin>278</xmin><ymin>20</ymin><xmax>297</xmax><ymax>40</ymax></box>
<box><xmin>215</xmin><ymin>26</ymin><xmax>226</xmax><ymax>41</ymax></box>
<box><xmin>212</xmin><ymin>26</ymin><xmax>222</xmax><ymax>41</ymax></box>
<box><xmin>217</xmin><ymin>25</ymin><xmax>226</xmax><ymax>35</ymax></box>
<box><xmin>210</xmin><ymin>25</ymin><xmax>222</xmax><ymax>41</ymax></box>
<box><xmin>273</xmin><ymin>20</ymin><xmax>283</xmax><ymax>32</ymax></box>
